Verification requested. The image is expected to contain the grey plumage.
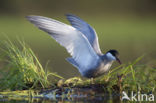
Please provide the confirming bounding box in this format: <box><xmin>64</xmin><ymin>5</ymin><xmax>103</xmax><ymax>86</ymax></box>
<box><xmin>26</xmin><ymin>14</ymin><xmax>120</xmax><ymax>78</ymax></box>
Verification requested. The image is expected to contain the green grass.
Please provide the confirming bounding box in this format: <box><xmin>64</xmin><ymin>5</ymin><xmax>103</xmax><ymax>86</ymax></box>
<box><xmin>0</xmin><ymin>39</ymin><xmax>155</xmax><ymax>95</ymax></box>
<box><xmin>102</xmin><ymin>56</ymin><xmax>155</xmax><ymax>93</ymax></box>
<box><xmin>0</xmin><ymin>39</ymin><xmax>155</xmax><ymax>103</ymax></box>
<box><xmin>0</xmin><ymin>39</ymin><xmax>63</xmax><ymax>91</ymax></box>
<box><xmin>58</xmin><ymin>55</ymin><xmax>155</xmax><ymax>94</ymax></box>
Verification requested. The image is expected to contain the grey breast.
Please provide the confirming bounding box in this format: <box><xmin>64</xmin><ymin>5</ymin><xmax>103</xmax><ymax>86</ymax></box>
<box><xmin>82</xmin><ymin>55</ymin><xmax>113</xmax><ymax>78</ymax></box>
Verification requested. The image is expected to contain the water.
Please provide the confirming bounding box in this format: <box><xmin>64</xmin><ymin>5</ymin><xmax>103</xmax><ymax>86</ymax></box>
<box><xmin>0</xmin><ymin>95</ymin><xmax>121</xmax><ymax>103</ymax></box>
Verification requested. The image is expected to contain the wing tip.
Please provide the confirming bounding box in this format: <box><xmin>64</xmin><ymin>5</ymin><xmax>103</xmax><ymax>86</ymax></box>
<box><xmin>25</xmin><ymin>15</ymin><xmax>38</xmax><ymax>22</ymax></box>
<box><xmin>65</xmin><ymin>13</ymin><xmax>80</xmax><ymax>19</ymax></box>
<box><xmin>65</xmin><ymin>13</ymin><xmax>74</xmax><ymax>17</ymax></box>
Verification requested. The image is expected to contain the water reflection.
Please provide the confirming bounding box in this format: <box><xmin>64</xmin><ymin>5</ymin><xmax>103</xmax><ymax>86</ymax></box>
<box><xmin>0</xmin><ymin>95</ymin><xmax>122</xmax><ymax>103</ymax></box>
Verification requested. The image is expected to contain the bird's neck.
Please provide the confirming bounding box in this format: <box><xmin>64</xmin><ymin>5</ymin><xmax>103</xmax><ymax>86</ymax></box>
<box><xmin>101</xmin><ymin>54</ymin><xmax>115</xmax><ymax>62</ymax></box>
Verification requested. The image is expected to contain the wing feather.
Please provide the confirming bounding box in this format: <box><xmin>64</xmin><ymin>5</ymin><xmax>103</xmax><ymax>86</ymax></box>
<box><xmin>26</xmin><ymin>16</ymin><xmax>100</xmax><ymax>72</ymax></box>
<box><xmin>66</xmin><ymin>14</ymin><xmax>102</xmax><ymax>55</ymax></box>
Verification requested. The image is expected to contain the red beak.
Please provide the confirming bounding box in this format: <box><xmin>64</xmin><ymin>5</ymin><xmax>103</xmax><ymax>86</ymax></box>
<box><xmin>116</xmin><ymin>58</ymin><xmax>122</xmax><ymax>64</ymax></box>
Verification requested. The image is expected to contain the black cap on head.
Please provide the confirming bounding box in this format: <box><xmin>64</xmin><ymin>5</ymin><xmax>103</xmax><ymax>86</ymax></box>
<box><xmin>107</xmin><ymin>49</ymin><xmax>119</xmax><ymax>58</ymax></box>
<box><xmin>107</xmin><ymin>49</ymin><xmax>121</xmax><ymax>64</ymax></box>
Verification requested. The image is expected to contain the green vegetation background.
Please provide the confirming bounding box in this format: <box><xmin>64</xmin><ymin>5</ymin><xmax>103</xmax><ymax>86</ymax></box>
<box><xmin>0</xmin><ymin>0</ymin><xmax>156</xmax><ymax>78</ymax></box>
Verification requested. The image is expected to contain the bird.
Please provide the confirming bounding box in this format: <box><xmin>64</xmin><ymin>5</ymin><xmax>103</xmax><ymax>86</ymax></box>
<box><xmin>26</xmin><ymin>14</ymin><xmax>121</xmax><ymax>78</ymax></box>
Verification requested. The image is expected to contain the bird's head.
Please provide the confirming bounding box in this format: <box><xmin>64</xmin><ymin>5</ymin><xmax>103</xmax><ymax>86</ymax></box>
<box><xmin>105</xmin><ymin>49</ymin><xmax>121</xmax><ymax>64</ymax></box>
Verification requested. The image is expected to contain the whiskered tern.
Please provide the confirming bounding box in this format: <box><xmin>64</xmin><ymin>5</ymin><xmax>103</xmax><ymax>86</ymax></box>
<box><xmin>26</xmin><ymin>14</ymin><xmax>121</xmax><ymax>78</ymax></box>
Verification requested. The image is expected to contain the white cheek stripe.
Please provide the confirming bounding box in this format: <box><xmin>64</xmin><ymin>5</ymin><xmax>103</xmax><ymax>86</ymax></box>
<box><xmin>106</xmin><ymin>53</ymin><xmax>116</xmax><ymax>60</ymax></box>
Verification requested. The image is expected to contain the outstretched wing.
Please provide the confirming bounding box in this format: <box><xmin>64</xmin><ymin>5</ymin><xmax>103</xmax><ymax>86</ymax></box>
<box><xmin>66</xmin><ymin>14</ymin><xmax>102</xmax><ymax>55</ymax></box>
<box><xmin>26</xmin><ymin>16</ymin><xmax>100</xmax><ymax>71</ymax></box>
